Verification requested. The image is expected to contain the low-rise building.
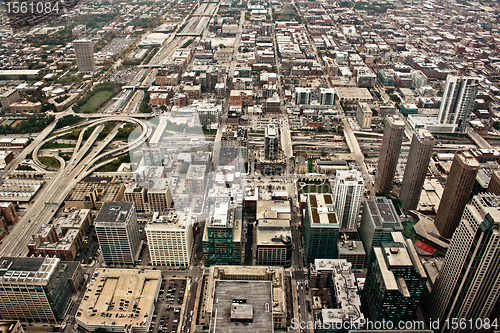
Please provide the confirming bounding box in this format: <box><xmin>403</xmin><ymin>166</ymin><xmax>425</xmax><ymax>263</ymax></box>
<box><xmin>200</xmin><ymin>266</ymin><xmax>287</xmax><ymax>331</ymax></box>
<box><xmin>65</xmin><ymin>181</ymin><xmax>125</xmax><ymax>210</ymax></box>
<box><xmin>76</xmin><ymin>268</ymin><xmax>161</xmax><ymax>332</ymax></box>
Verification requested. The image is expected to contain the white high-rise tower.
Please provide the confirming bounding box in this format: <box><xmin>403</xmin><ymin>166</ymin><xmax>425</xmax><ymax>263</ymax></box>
<box><xmin>437</xmin><ymin>75</ymin><xmax>479</xmax><ymax>132</ymax></box>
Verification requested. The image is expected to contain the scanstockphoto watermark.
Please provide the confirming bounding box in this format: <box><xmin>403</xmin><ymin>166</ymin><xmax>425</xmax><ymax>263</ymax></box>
<box><xmin>290</xmin><ymin>318</ymin><xmax>426</xmax><ymax>331</ymax></box>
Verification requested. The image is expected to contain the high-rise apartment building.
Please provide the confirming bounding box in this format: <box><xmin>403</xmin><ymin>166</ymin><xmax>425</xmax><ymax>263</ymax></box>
<box><xmin>363</xmin><ymin>232</ymin><xmax>427</xmax><ymax>322</ymax></box>
<box><xmin>399</xmin><ymin>129</ymin><xmax>435</xmax><ymax>210</ymax></box>
<box><xmin>294</xmin><ymin>87</ymin><xmax>311</xmax><ymax>105</ymax></box>
<box><xmin>303</xmin><ymin>194</ymin><xmax>340</xmax><ymax>263</ymax></box>
<box><xmin>434</xmin><ymin>151</ymin><xmax>480</xmax><ymax>238</ymax></box>
<box><xmin>73</xmin><ymin>40</ymin><xmax>96</xmax><ymax>73</ymax></box>
<box><xmin>333</xmin><ymin>169</ymin><xmax>364</xmax><ymax>229</ymax></box>
<box><xmin>375</xmin><ymin>115</ymin><xmax>405</xmax><ymax>194</ymax></box>
<box><xmin>146</xmin><ymin>209</ymin><xmax>193</xmax><ymax>267</ymax></box>
<box><xmin>95</xmin><ymin>202</ymin><xmax>141</xmax><ymax>266</ymax></box>
<box><xmin>359</xmin><ymin>197</ymin><xmax>403</xmax><ymax>266</ymax></box>
<box><xmin>202</xmin><ymin>202</ymin><xmax>242</xmax><ymax>266</ymax></box>
<box><xmin>428</xmin><ymin>194</ymin><xmax>500</xmax><ymax>333</ymax></box>
<box><xmin>437</xmin><ymin>76</ymin><xmax>479</xmax><ymax>132</ymax></box>
<box><xmin>265</xmin><ymin>124</ymin><xmax>279</xmax><ymax>160</ymax></box>
<box><xmin>0</xmin><ymin>257</ymin><xmax>72</xmax><ymax>323</ymax></box>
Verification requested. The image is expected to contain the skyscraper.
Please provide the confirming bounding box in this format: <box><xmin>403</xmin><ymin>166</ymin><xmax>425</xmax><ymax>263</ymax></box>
<box><xmin>146</xmin><ymin>209</ymin><xmax>193</xmax><ymax>267</ymax></box>
<box><xmin>333</xmin><ymin>169</ymin><xmax>364</xmax><ymax>229</ymax></box>
<box><xmin>73</xmin><ymin>40</ymin><xmax>96</xmax><ymax>73</ymax></box>
<box><xmin>437</xmin><ymin>75</ymin><xmax>479</xmax><ymax>132</ymax></box>
<box><xmin>95</xmin><ymin>201</ymin><xmax>141</xmax><ymax>266</ymax></box>
<box><xmin>363</xmin><ymin>232</ymin><xmax>427</xmax><ymax>322</ymax></box>
<box><xmin>358</xmin><ymin>197</ymin><xmax>403</xmax><ymax>266</ymax></box>
<box><xmin>264</xmin><ymin>124</ymin><xmax>279</xmax><ymax>160</ymax></box>
<box><xmin>428</xmin><ymin>194</ymin><xmax>500</xmax><ymax>333</ymax></box>
<box><xmin>202</xmin><ymin>202</ymin><xmax>242</xmax><ymax>266</ymax></box>
<box><xmin>399</xmin><ymin>129</ymin><xmax>435</xmax><ymax>210</ymax></box>
<box><xmin>0</xmin><ymin>257</ymin><xmax>73</xmax><ymax>323</ymax></box>
<box><xmin>434</xmin><ymin>151</ymin><xmax>480</xmax><ymax>238</ymax></box>
<box><xmin>375</xmin><ymin>115</ymin><xmax>405</xmax><ymax>194</ymax></box>
<box><xmin>303</xmin><ymin>194</ymin><xmax>340</xmax><ymax>263</ymax></box>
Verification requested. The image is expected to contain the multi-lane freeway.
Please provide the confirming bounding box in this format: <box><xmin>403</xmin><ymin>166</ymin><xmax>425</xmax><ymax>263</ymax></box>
<box><xmin>0</xmin><ymin>116</ymin><xmax>150</xmax><ymax>257</ymax></box>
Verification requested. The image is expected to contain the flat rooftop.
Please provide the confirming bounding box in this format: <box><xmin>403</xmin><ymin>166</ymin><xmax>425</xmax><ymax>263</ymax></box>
<box><xmin>0</xmin><ymin>257</ymin><xmax>60</xmax><ymax>284</ymax></box>
<box><xmin>308</xmin><ymin>194</ymin><xmax>338</xmax><ymax>226</ymax></box>
<box><xmin>210</xmin><ymin>281</ymin><xmax>273</xmax><ymax>333</ymax></box>
<box><xmin>95</xmin><ymin>202</ymin><xmax>134</xmax><ymax>224</ymax></box>
<box><xmin>146</xmin><ymin>208</ymin><xmax>191</xmax><ymax>231</ymax></box>
<box><xmin>334</xmin><ymin>87</ymin><xmax>373</xmax><ymax>101</ymax></box>
<box><xmin>186</xmin><ymin>164</ymin><xmax>206</xmax><ymax>180</ymax></box>
<box><xmin>256</xmin><ymin>219</ymin><xmax>291</xmax><ymax>246</ymax></box>
<box><xmin>76</xmin><ymin>268</ymin><xmax>161</xmax><ymax>330</ymax></box>
<box><xmin>365</xmin><ymin>197</ymin><xmax>402</xmax><ymax>230</ymax></box>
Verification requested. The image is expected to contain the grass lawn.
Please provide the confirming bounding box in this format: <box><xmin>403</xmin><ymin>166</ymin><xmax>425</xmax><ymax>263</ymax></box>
<box><xmin>41</xmin><ymin>142</ymin><xmax>76</xmax><ymax>149</ymax></box>
<box><xmin>307</xmin><ymin>159</ymin><xmax>314</xmax><ymax>173</ymax></box>
<box><xmin>39</xmin><ymin>156</ymin><xmax>61</xmax><ymax>169</ymax></box>
<box><xmin>300</xmin><ymin>184</ymin><xmax>331</xmax><ymax>194</ymax></box>
<box><xmin>80</xmin><ymin>91</ymin><xmax>114</xmax><ymax>113</ymax></box>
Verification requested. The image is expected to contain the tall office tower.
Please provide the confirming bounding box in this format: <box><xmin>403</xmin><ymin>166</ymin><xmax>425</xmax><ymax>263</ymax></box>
<box><xmin>487</xmin><ymin>169</ymin><xmax>500</xmax><ymax>195</ymax></box>
<box><xmin>363</xmin><ymin>232</ymin><xmax>427</xmax><ymax>322</ymax></box>
<box><xmin>265</xmin><ymin>124</ymin><xmax>279</xmax><ymax>160</ymax></box>
<box><xmin>294</xmin><ymin>87</ymin><xmax>311</xmax><ymax>105</ymax></box>
<box><xmin>303</xmin><ymin>194</ymin><xmax>340</xmax><ymax>263</ymax></box>
<box><xmin>428</xmin><ymin>194</ymin><xmax>500</xmax><ymax>333</ymax></box>
<box><xmin>375</xmin><ymin>115</ymin><xmax>405</xmax><ymax>194</ymax></box>
<box><xmin>399</xmin><ymin>129</ymin><xmax>435</xmax><ymax>210</ymax></box>
<box><xmin>73</xmin><ymin>40</ymin><xmax>96</xmax><ymax>73</ymax></box>
<box><xmin>434</xmin><ymin>151</ymin><xmax>480</xmax><ymax>238</ymax></box>
<box><xmin>333</xmin><ymin>169</ymin><xmax>364</xmax><ymax>229</ymax></box>
<box><xmin>95</xmin><ymin>202</ymin><xmax>141</xmax><ymax>266</ymax></box>
<box><xmin>319</xmin><ymin>88</ymin><xmax>335</xmax><ymax>105</ymax></box>
<box><xmin>0</xmin><ymin>257</ymin><xmax>72</xmax><ymax>323</ymax></box>
<box><xmin>202</xmin><ymin>202</ymin><xmax>242</xmax><ymax>266</ymax></box>
<box><xmin>359</xmin><ymin>197</ymin><xmax>403</xmax><ymax>266</ymax></box>
<box><xmin>437</xmin><ymin>75</ymin><xmax>479</xmax><ymax>132</ymax></box>
<box><xmin>146</xmin><ymin>209</ymin><xmax>193</xmax><ymax>267</ymax></box>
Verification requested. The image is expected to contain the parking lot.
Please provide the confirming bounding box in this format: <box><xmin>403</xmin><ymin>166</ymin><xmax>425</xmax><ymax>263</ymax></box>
<box><xmin>150</xmin><ymin>278</ymin><xmax>187</xmax><ymax>333</ymax></box>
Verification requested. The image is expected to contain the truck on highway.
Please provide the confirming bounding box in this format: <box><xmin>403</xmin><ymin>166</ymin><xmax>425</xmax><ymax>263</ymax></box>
<box><xmin>50</xmin><ymin>149</ymin><xmax>61</xmax><ymax>152</ymax></box>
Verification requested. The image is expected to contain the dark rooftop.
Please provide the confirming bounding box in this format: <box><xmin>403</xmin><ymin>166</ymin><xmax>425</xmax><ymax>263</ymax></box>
<box><xmin>95</xmin><ymin>202</ymin><xmax>134</xmax><ymax>224</ymax></box>
<box><xmin>0</xmin><ymin>257</ymin><xmax>45</xmax><ymax>277</ymax></box>
<box><xmin>366</xmin><ymin>197</ymin><xmax>402</xmax><ymax>230</ymax></box>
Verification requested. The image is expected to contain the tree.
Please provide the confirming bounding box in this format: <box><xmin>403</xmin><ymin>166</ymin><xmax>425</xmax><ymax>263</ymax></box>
<box><xmin>493</xmin><ymin>122</ymin><xmax>500</xmax><ymax>130</ymax></box>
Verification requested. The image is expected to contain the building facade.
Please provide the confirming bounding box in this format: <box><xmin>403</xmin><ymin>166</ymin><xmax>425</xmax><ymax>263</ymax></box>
<box><xmin>202</xmin><ymin>203</ymin><xmax>242</xmax><ymax>266</ymax></box>
<box><xmin>333</xmin><ymin>170</ymin><xmax>364</xmax><ymax>229</ymax></box>
<box><xmin>265</xmin><ymin>124</ymin><xmax>279</xmax><ymax>160</ymax></box>
<box><xmin>303</xmin><ymin>194</ymin><xmax>340</xmax><ymax>263</ymax></box>
<box><xmin>359</xmin><ymin>197</ymin><xmax>403</xmax><ymax>266</ymax></box>
<box><xmin>399</xmin><ymin>129</ymin><xmax>435</xmax><ymax>210</ymax></box>
<box><xmin>375</xmin><ymin>115</ymin><xmax>405</xmax><ymax>194</ymax></box>
<box><xmin>0</xmin><ymin>257</ymin><xmax>72</xmax><ymax>324</ymax></box>
<box><xmin>437</xmin><ymin>76</ymin><xmax>479</xmax><ymax>132</ymax></box>
<box><xmin>95</xmin><ymin>202</ymin><xmax>141</xmax><ymax>266</ymax></box>
<box><xmin>434</xmin><ymin>151</ymin><xmax>480</xmax><ymax>238</ymax></box>
<box><xmin>363</xmin><ymin>232</ymin><xmax>427</xmax><ymax>322</ymax></box>
<box><xmin>73</xmin><ymin>40</ymin><xmax>96</xmax><ymax>73</ymax></box>
<box><xmin>428</xmin><ymin>194</ymin><xmax>500</xmax><ymax>333</ymax></box>
<box><xmin>146</xmin><ymin>209</ymin><xmax>193</xmax><ymax>267</ymax></box>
